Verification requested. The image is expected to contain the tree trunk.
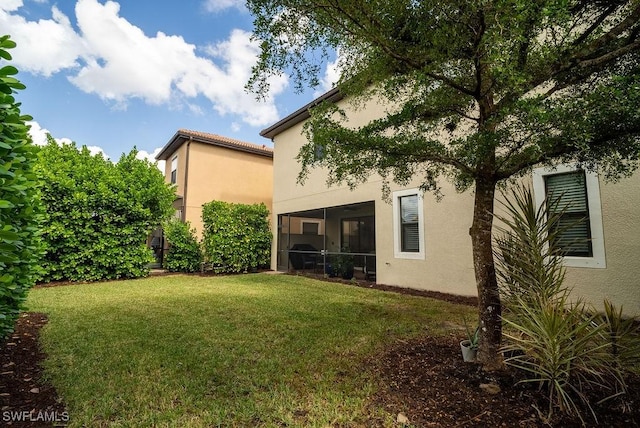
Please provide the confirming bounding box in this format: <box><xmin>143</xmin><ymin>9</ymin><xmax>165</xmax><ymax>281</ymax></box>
<box><xmin>469</xmin><ymin>177</ymin><xmax>504</xmax><ymax>371</ymax></box>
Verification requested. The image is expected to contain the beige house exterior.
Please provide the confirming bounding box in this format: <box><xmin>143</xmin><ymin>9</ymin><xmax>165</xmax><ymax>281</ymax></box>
<box><xmin>156</xmin><ymin>129</ymin><xmax>273</xmax><ymax>238</ymax></box>
<box><xmin>261</xmin><ymin>89</ymin><xmax>640</xmax><ymax>315</ymax></box>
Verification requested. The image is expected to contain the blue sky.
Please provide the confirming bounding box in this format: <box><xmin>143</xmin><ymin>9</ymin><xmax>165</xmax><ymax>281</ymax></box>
<box><xmin>0</xmin><ymin>0</ymin><xmax>338</xmax><ymax>166</ymax></box>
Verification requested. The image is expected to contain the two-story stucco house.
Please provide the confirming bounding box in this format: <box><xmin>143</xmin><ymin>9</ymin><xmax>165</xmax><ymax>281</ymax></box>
<box><xmin>260</xmin><ymin>89</ymin><xmax>640</xmax><ymax>315</ymax></box>
<box><xmin>156</xmin><ymin>129</ymin><xmax>274</xmax><ymax>238</ymax></box>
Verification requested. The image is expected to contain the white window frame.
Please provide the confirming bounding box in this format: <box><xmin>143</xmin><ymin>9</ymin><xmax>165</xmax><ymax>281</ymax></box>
<box><xmin>532</xmin><ymin>164</ymin><xmax>606</xmax><ymax>268</ymax></box>
<box><xmin>392</xmin><ymin>188</ymin><xmax>425</xmax><ymax>260</ymax></box>
<box><xmin>170</xmin><ymin>155</ymin><xmax>178</xmax><ymax>184</ymax></box>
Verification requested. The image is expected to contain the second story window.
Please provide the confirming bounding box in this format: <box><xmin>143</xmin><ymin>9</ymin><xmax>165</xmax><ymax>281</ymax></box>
<box><xmin>170</xmin><ymin>156</ymin><xmax>178</xmax><ymax>184</ymax></box>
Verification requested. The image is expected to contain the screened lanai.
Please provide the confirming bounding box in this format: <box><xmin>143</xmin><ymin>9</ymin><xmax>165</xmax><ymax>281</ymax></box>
<box><xmin>276</xmin><ymin>201</ymin><xmax>376</xmax><ymax>280</ymax></box>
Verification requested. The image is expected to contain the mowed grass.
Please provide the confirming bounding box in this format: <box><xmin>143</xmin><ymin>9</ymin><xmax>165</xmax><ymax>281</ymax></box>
<box><xmin>27</xmin><ymin>273</ymin><xmax>474</xmax><ymax>427</ymax></box>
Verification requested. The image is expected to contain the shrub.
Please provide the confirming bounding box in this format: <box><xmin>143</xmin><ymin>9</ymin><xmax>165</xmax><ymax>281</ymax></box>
<box><xmin>495</xmin><ymin>184</ymin><xmax>637</xmax><ymax>424</ymax></box>
<box><xmin>163</xmin><ymin>219</ymin><xmax>202</xmax><ymax>273</ymax></box>
<box><xmin>0</xmin><ymin>35</ymin><xmax>43</xmax><ymax>338</ymax></box>
<box><xmin>494</xmin><ymin>184</ymin><xmax>568</xmax><ymax>309</ymax></box>
<box><xmin>599</xmin><ymin>299</ymin><xmax>640</xmax><ymax>376</ymax></box>
<box><xmin>201</xmin><ymin>201</ymin><xmax>270</xmax><ymax>273</ymax></box>
<box><xmin>35</xmin><ymin>143</ymin><xmax>175</xmax><ymax>282</ymax></box>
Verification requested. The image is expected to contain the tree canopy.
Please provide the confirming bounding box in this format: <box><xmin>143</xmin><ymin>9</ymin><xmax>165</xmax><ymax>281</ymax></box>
<box><xmin>248</xmin><ymin>0</ymin><xmax>640</xmax><ymax>369</ymax></box>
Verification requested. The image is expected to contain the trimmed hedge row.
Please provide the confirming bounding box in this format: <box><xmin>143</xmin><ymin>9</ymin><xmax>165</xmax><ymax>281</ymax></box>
<box><xmin>35</xmin><ymin>142</ymin><xmax>175</xmax><ymax>282</ymax></box>
<box><xmin>201</xmin><ymin>201</ymin><xmax>271</xmax><ymax>273</ymax></box>
<box><xmin>0</xmin><ymin>35</ymin><xmax>42</xmax><ymax>338</ymax></box>
<box><xmin>163</xmin><ymin>219</ymin><xmax>202</xmax><ymax>273</ymax></box>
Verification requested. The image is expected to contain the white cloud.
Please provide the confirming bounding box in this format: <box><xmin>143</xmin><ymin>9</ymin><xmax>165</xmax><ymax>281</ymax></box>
<box><xmin>135</xmin><ymin>147</ymin><xmax>165</xmax><ymax>171</ymax></box>
<box><xmin>27</xmin><ymin>120</ymin><xmax>72</xmax><ymax>146</ymax></box>
<box><xmin>69</xmin><ymin>0</ymin><xmax>197</xmax><ymax>106</ymax></box>
<box><xmin>197</xmin><ymin>29</ymin><xmax>288</xmax><ymax>125</ymax></box>
<box><xmin>27</xmin><ymin>120</ymin><xmax>166</xmax><ymax>165</ymax></box>
<box><xmin>315</xmin><ymin>51</ymin><xmax>342</xmax><ymax>96</ymax></box>
<box><xmin>0</xmin><ymin>0</ymin><xmax>23</xmax><ymax>12</ymax></box>
<box><xmin>2</xmin><ymin>0</ymin><xmax>287</xmax><ymax>126</ymax></box>
<box><xmin>203</xmin><ymin>0</ymin><xmax>245</xmax><ymax>13</ymax></box>
<box><xmin>85</xmin><ymin>145</ymin><xmax>108</xmax><ymax>157</ymax></box>
<box><xmin>0</xmin><ymin>3</ymin><xmax>86</xmax><ymax>76</ymax></box>
<box><xmin>27</xmin><ymin>120</ymin><xmax>107</xmax><ymax>158</ymax></box>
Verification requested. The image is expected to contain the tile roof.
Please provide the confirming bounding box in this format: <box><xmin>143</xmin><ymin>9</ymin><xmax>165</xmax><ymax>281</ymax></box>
<box><xmin>156</xmin><ymin>129</ymin><xmax>273</xmax><ymax>160</ymax></box>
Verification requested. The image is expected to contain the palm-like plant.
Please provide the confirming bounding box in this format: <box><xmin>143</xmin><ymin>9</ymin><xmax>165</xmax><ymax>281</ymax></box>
<box><xmin>494</xmin><ymin>185</ymin><xmax>633</xmax><ymax>424</ymax></box>
<box><xmin>494</xmin><ymin>185</ymin><xmax>567</xmax><ymax>308</ymax></box>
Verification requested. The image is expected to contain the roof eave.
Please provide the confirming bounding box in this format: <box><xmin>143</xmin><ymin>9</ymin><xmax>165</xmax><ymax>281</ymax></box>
<box><xmin>260</xmin><ymin>87</ymin><xmax>343</xmax><ymax>140</ymax></box>
<box><xmin>155</xmin><ymin>130</ymin><xmax>273</xmax><ymax>161</ymax></box>
<box><xmin>155</xmin><ymin>130</ymin><xmax>185</xmax><ymax>161</ymax></box>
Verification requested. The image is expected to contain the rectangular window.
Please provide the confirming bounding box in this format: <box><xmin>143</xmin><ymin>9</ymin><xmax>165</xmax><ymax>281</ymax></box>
<box><xmin>400</xmin><ymin>196</ymin><xmax>419</xmax><ymax>252</ymax></box>
<box><xmin>533</xmin><ymin>165</ymin><xmax>606</xmax><ymax>268</ymax></box>
<box><xmin>170</xmin><ymin>156</ymin><xmax>178</xmax><ymax>184</ymax></box>
<box><xmin>544</xmin><ymin>171</ymin><xmax>592</xmax><ymax>257</ymax></box>
<box><xmin>301</xmin><ymin>221</ymin><xmax>320</xmax><ymax>235</ymax></box>
<box><xmin>341</xmin><ymin>216</ymin><xmax>375</xmax><ymax>253</ymax></box>
<box><xmin>392</xmin><ymin>189</ymin><xmax>425</xmax><ymax>259</ymax></box>
<box><xmin>313</xmin><ymin>144</ymin><xmax>325</xmax><ymax>161</ymax></box>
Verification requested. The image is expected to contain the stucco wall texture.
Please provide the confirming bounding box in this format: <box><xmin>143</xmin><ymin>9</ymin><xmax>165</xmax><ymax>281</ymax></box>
<box><xmin>270</xmin><ymin>100</ymin><xmax>640</xmax><ymax>315</ymax></box>
<box><xmin>164</xmin><ymin>141</ymin><xmax>273</xmax><ymax>238</ymax></box>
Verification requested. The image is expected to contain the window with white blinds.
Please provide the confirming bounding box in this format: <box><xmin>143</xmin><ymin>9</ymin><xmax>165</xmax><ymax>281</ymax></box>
<box><xmin>400</xmin><ymin>195</ymin><xmax>420</xmax><ymax>252</ymax></box>
<box><xmin>545</xmin><ymin>171</ymin><xmax>592</xmax><ymax>257</ymax></box>
<box><xmin>393</xmin><ymin>189</ymin><xmax>425</xmax><ymax>259</ymax></box>
<box><xmin>533</xmin><ymin>165</ymin><xmax>606</xmax><ymax>269</ymax></box>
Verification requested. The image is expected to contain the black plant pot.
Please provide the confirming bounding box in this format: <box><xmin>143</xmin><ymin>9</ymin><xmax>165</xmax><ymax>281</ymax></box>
<box><xmin>341</xmin><ymin>267</ymin><xmax>354</xmax><ymax>280</ymax></box>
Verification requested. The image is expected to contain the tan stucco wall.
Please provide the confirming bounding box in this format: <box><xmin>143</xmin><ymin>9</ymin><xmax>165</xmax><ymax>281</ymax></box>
<box><xmin>164</xmin><ymin>144</ymin><xmax>188</xmax><ymax>198</ymax></box>
<box><xmin>271</xmin><ymin>104</ymin><xmax>478</xmax><ymax>296</ymax></box>
<box><xmin>563</xmin><ymin>173</ymin><xmax>640</xmax><ymax>313</ymax></box>
<box><xmin>164</xmin><ymin>141</ymin><xmax>273</xmax><ymax>238</ymax></box>
<box><xmin>270</xmin><ymin>98</ymin><xmax>640</xmax><ymax>315</ymax></box>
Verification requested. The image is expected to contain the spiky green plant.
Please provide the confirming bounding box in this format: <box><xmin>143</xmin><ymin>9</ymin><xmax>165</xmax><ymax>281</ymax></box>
<box><xmin>501</xmin><ymin>293</ymin><xmax>610</xmax><ymax>421</ymax></box>
<box><xmin>494</xmin><ymin>185</ymin><xmax>568</xmax><ymax>309</ymax></box>
<box><xmin>600</xmin><ymin>299</ymin><xmax>640</xmax><ymax>377</ymax></box>
<box><xmin>495</xmin><ymin>185</ymin><xmax>632</xmax><ymax>424</ymax></box>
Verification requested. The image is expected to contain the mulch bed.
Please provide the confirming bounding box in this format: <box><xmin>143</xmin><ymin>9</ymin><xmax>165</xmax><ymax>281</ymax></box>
<box><xmin>371</xmin><ymin>334</ymin><xmax>640</xmax><ymax>427</ymax></box>
<box><xmin>3</xmin><ymin>275</ymin><xmax>640</xmax><ymax>427</ymax></box>
<box><xmin>0</xmin><ymin>313</ymin><xmax>67</xmax><ymax>427</ymax></box>
<box><xmin>293</xmin><ymin>271</ymin><xmax>480</xmax><ymax>307</ymax></box>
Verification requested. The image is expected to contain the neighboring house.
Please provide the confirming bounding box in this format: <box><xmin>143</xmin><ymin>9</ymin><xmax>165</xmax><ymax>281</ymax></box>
<box><xmin>156</xmin><ymin>129</ymin><xmax>274</xmax><ymax>238</ymax></box>
<box><xmin>260</xmin><ymin>89</ymin><xmax>640</xmax><ymax>315</ymax></box>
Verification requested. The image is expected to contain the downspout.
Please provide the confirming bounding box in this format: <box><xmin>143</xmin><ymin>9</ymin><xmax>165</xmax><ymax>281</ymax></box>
<box><xmin>287</xmin><ymin>214</ymin><xmax>291</xmax><ymax>270</ymax></box>
<box><xmin>323</xmin><ymin>208</ymin><xmax>327</xmax><ymax>271</ymax></box>
<box><xmin>182</xmin><ymin>136</ymin><xmax>192</xmax><ymax>222</ymax></box>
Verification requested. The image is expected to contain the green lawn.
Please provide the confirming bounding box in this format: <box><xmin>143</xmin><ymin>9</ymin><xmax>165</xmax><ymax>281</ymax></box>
<box><xmin>27</xmin><ymin>273</ymin><xmax>474</xmax><ymax>427</ymax></box>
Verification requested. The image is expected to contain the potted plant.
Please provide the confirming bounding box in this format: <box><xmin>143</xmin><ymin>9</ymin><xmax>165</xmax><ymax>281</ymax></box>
<box><xmin>333</xmin><ymin>247</ymin><xmax>355</xmax><ymax>279</ymax></box>
<box><xmin>460</xmin><ymin>318</ymin><xmax>479</xmax><ymax>362</ymax></box>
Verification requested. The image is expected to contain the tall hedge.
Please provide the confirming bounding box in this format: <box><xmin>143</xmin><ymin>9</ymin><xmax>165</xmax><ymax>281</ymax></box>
<box><xmin>201</xmin><ymin>201</ymin><xmax>271</xmax><ymax>273</ymax></box>
<box><xmin>163</xmin><ymin>219</ymin><xmax>202</xmax><ymax>273</ymax></box>
<box><xmin>0</xmin><ymin>35</ymin><xmax>42</xmax><ymax>338</ymax></box>
<box><xmin>35</xmin><ymin>142</ymin><xmax>175</xmax><ymax>282</ymax></box>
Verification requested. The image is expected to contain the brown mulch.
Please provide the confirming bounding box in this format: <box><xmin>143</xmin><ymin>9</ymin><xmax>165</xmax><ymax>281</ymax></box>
<box><xmin>0</xmin><ymin>313</ymin><xmax>67</xmax><ymax>427</ymax></box>
<box><xmin>3</xmin><ymin>276</ymin><xmax>639</xmax><ymax>427</ymax></box>
<box><xmin>371</xmin><ymin>335</ymin><xmax>640</xmax><ymax>427</ymax></box>
<box><xmin>293</xmin><ymin>271</ymin><xmax>479</xmax><ymax>307</ymax></box>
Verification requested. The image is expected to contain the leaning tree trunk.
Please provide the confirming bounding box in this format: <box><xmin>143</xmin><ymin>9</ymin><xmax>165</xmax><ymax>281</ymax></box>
<box><xmin>469</xmin><ymin>177</ymin><xmax>504</xmax><ymax>371</ymax></box>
